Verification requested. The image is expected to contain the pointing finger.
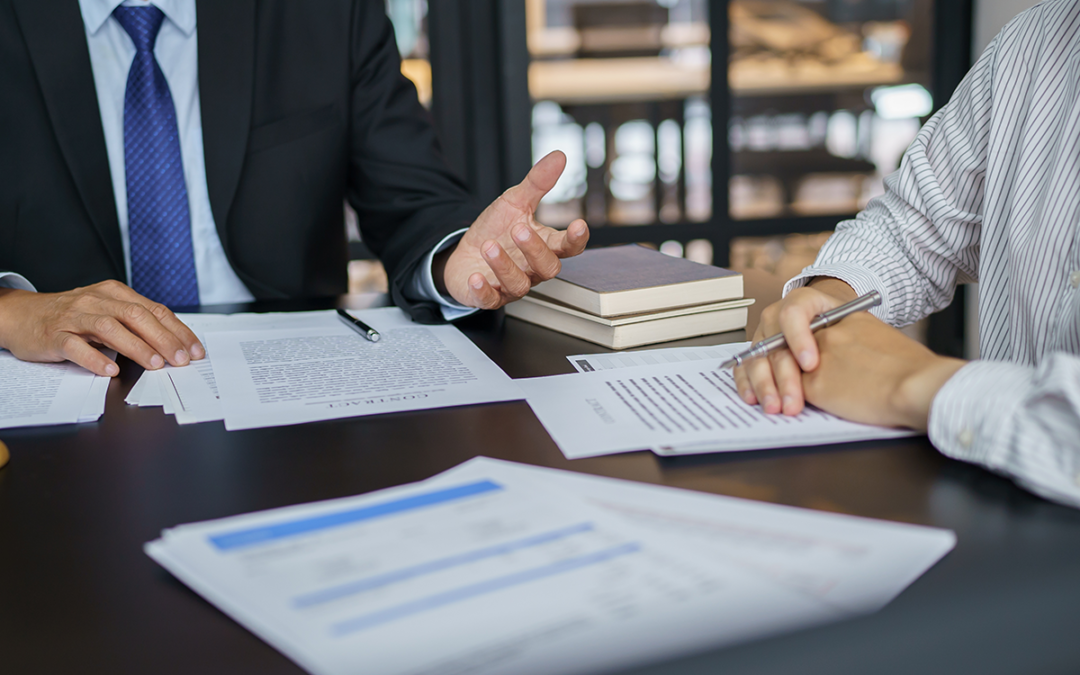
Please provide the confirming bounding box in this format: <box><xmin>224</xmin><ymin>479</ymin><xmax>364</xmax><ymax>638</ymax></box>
<box><xmin>500</xmin><ymin>151</ymin><xmax>567</xmax><ymax>213</ymax></box>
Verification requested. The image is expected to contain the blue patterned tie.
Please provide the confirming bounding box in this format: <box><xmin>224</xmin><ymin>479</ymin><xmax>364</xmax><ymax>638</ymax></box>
<box><xmin>114</xmin><ymin>5</ymin><xmax>199</xmax><ymax>308</ymax></box>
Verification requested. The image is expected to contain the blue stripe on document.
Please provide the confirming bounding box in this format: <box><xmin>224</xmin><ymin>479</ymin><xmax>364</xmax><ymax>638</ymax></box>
<box><xmin>330</xmin><ymin>542</ymin><xmax>642</xmax><ymax>637</ymax></box>
<box><xmin>209</xmin><ymin>480</ymin><xmax>503</xmax><ymax>551</ymax></box>
<box><xmin>293</xmin><ymin>522</ymin><xmax>596</xmax><ymax>609</ymax></box>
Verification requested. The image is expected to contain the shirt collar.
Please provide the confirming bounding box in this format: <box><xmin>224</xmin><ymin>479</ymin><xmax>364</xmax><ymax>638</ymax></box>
<box><xmin>79</xmin><ymin>0</ymin><xmax>196</xmax><ymax>38</ymax></box>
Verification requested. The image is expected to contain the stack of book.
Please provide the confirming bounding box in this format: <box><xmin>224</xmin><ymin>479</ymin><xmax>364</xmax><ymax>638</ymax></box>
<box><xmin>505</xmin><ymin>244</ymin><xmax>753</xmax><ymax>349</ymax></box>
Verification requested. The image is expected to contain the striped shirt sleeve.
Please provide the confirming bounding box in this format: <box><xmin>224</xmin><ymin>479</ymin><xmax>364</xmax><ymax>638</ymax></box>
<box><xmin>930</xmin><ymin>354</ymin><xmax>1080</xmax><ymax>507</ymax></box>
<box><xmin>785</xmin><ymin>34</ymin><xmax>996</xmax><ymax>327</ymax></box>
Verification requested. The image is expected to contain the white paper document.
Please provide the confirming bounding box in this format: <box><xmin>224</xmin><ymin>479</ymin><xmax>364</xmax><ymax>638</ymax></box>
<box><xmin>158</xmin><ymin>312</ymin><xmax>344</xmax><ymax>424</ymax></box>
<box><xmin>146</xmin><ymin>458</ymin><xmax>953</xmax><ymax>675</ymax></box>
<box><xmin>205</xmin><ymin>308</ymin><xmax>522</xmax><ymax>431</ymax></box>
<box><xmin>1</xmin><ymin>349</ymin><xmax>110</xmax><ymax>429</ymax></box>
<box><xmin>521</xmin><ymin>359</ymin><xmax>913</xmax><ymax>459</ymax></box>
<box><xmin>567</xmin><ymin>343</ymin><xmax>749</xmax><ymax>373</ymax></box>
<box><xmin>437</xmin><ymin>459</ymin><xmax>956</xmax><ymax>614</ymax></box>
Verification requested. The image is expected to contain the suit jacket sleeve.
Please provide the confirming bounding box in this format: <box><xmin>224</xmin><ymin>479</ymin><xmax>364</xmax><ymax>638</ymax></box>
<box><xmin>345</xmin><ymin>1</ymin><xmax>482</xmax><ymax>324</ymax></box>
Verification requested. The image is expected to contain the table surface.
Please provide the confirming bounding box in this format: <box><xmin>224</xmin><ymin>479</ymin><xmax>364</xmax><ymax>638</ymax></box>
<box><xmin>2</xmin><ymin>275</ymin><xmax>1079</xmax><ymax>675</ymax></box>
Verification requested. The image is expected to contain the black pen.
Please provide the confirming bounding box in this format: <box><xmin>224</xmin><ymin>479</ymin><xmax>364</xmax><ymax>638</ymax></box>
<box><xmin>336</xmin><ymin>309</ymin><xmax>381</xmax><ymax>343</ymax></box>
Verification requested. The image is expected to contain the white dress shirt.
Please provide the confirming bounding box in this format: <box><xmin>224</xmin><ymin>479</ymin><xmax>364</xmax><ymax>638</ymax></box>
<box><xmin>787</xmin><ymin>0</ymin><xmax>1080</xmax><ymax>508</ymax></box>
<box><xmin>3</xmin><ymin>0</ymin><xmax>473</xmax><ymax>320</ymax></box>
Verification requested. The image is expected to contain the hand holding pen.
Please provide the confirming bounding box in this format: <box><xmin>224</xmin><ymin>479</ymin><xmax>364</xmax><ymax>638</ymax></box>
<box><xmin>720</xmin><ymin>291</ymin><xmax>882</xmax><ymax>370</ymax></box>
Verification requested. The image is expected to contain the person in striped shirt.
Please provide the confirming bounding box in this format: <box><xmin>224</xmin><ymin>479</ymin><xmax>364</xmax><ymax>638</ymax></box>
<box><xmin>735</xmin><ymin>0</ymin><xmax>1080</xmax><ymax>508</ymax></box>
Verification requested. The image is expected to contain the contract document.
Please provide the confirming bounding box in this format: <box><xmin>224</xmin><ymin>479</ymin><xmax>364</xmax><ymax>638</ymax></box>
<box><xmin>126</xmin><ymin>312</ymin><xmax>343</xmax><ymax>423</ymax></box>
<box><xmin>520</xmin><ymin>359</ymin><xmax>913</xmax><ymax>459</ymax></box>
<box><xmin>146</xmin><ymin>458</ymin><xmax>953</xmax><ymax>675</ymax></box>
<box><xmin>147</xmin><ymin>461</ymin><xmax>844</xmax><ymax>675</ymax></box>
<box><xmin>205</xmin><ymin>308</ymin><xmax>523</xmax><ymax>430</ymax></box>
<box><xmin>567</xmin><ymin>343</ymin><xmax>748</xmax><ymax>373</ymax></box>
<box><xmin>1</xmin><ymin>349</ymin><xmax>112</xmax><ymax>429</ymax></box>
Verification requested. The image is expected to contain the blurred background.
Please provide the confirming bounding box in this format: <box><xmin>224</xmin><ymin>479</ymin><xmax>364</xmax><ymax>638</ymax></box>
<box><xmin>351</xmin><ymin>0</ymin><xmax>1036</xmax><ymax>357</ymax></box>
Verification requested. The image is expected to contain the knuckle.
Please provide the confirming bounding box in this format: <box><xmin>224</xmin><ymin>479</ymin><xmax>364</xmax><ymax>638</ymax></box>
<box><xmin>777</xmin><ymin>303</ymin><xmax>801</xmax><ymax>323</ymax></box>
<box><xmin>93</xmin><ymin>315</ymin><xmax>120</xmax><ymax>336</ymax></box>
<box><xmin>146</xmin><ymin>302</ymin><xmax>171</xmax><ymax>319</ymax></box>
<box><xmin>121</xmin><ymin>303</ymin><xmax>150</xmax><ymax>323</ymax></box>
<box><xmin>58</xmin><ymin>333</ymin><xmax>80</xmax><ymax>354</ymax></box>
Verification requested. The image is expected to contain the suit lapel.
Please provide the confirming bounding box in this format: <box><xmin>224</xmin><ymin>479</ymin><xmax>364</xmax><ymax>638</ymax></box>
<box><xmin>13</xmin><ymin>0</ymin><xmax>124</xmax><ymax>277</ymax></box>
<box><xmin>196</xmin><ymin>0</ymin><xmax>256</xmax><ymax>238</ymax></box>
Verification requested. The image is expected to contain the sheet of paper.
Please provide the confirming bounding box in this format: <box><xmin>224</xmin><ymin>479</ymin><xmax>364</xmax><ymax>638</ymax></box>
<box><xmin>206</xmin><ymin>307</ymin><xmax>524</xmax><ymax>431</ymax></box>
<box><xmin>76</xmin><ymin>351</ymin><xmax>116</xmax><ymax>423</ymax></box>
<box><xmin>520</xmin><ymin>360</ymin><xmax>914</xmax><ymax>459</ymax></box>
<box><xmin>437</xmin><ymin>458</ymin><xmax>955</xmax><ymax>614</ymax></box>
<box><xmin>146</xmin><ymin>460</ymin><xmax>835</xmax><ymax>675</ymax></box>
<box><xmin>124</xmin><ymin>372</ymin><xmax>148</xmax><ymax>406</ymax></box>
<box><xmin>126</xmin><ymin>370</ymin><xmax>165</xmax><ymax>407</ymax></box>
<box><xmin>0</xmin><ymin>350</ymin><xmax>98</xmax><ymax>429</ymax></box>
<box><xmin>568</xmin><ymin>343</ymin><xmax>749</xmax><ymax>373</ymax></box>
<box><xmin>160</xmin><ymin>311</ymin><xmax>345</xmax><ymax>424</ymax></box>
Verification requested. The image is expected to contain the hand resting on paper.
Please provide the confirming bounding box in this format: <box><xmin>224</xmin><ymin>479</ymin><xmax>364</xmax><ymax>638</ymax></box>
<box><xmin>734</xmin><ymin>278</ymin><xmax>966</xmax><ymax>430</ymax></box>
<box><xmin>434</xmin><ymin>151</ymin><xmax>590</xmax><ymax>310</ymax></box>
<box><xmin>0</xmin><ymin>280</ymin><xmax>204</xmax><ymax>377</ymax></box>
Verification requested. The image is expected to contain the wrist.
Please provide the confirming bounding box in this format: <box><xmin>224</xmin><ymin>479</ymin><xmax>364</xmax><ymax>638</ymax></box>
<box><xmin>0</xmin><ymin>288</ymin><xmax>26</xmax><ymax>351</ymax></box>
<box><xmin>807</xmin><ymin>277</ymin><xmax>858</xmax><ymax>303</ymax></box>
<box><xmin>892</xmin><ymin>355</ymin><xmax>967</xmax><ymax>430</ymax></box>
<box><xmin>432</xmin><ymin>244</ymin><xmax>457</xmax><ymax>297</ymax></box>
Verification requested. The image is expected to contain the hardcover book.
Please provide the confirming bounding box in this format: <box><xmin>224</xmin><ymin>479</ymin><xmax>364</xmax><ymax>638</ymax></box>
<box><xmin>531</xmin><ymin>244</ymin><xmax>743</xmax><ymax>317</ymax></box>
<box><xmin>504</xmin><ymin>294</ymin><xmax>754</xmax><ymax>350</ymax></box>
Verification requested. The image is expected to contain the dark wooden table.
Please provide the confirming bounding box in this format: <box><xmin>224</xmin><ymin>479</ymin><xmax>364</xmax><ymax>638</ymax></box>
<box><xmin>2</xmin><ymin>277</ymin><xmax>1079</xmax><ymax>675</ymax></box>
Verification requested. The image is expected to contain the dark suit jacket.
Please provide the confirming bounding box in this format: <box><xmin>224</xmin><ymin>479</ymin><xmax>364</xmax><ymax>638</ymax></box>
<box><xmin>0</xmin><ymin>0</ymin><xmax>480</xmax><ymax>323</ymax></box>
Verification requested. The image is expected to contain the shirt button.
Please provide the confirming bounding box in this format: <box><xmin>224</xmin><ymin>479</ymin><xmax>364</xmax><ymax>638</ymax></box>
<box><xmin>958</xmin><ymin>429</ymin><xmax>974</xmax><ymax>448</ymax></box>
<box><xmin>1071</xmin><ymin>270</ymin><xmax>1080</xmax><ymax>289</ymax></box>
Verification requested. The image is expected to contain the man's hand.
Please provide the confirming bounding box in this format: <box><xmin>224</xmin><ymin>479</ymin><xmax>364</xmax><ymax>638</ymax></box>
<box><xmin>0</xmin><ymin>280</ymin><xmax>204</xmax><ymax>377</ymax></box>
<box><xmin>435</xmin><ymin>151</ymin><xmax>589</xmax><ymax>309</ymax></box>
<box><xmin>734</xmin><ymin>278</ymin><xmax>858</xmax><ymax>415</ymax></box>
<box><xmin>801</xmin><ymin>312</ymin><xmax>966</xmax><ymax>430</ymax></box>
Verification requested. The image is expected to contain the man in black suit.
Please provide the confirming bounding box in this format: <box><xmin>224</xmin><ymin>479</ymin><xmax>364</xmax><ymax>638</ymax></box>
<box><xmin>0</xmin><ymin>0</ymin><xmax>588</xmax><ymax>377</ymax></box>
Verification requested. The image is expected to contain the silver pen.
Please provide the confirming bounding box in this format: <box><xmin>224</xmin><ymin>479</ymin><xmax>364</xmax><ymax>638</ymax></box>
<box><xmin>337</xmin><ymin>308</ymin><xmax>381</xmax><ymax>343</ymax></box>
<box><xmin>718</xmin><ymin>290</ymin><xmax>881</xmax><ymax>370</ymax></box>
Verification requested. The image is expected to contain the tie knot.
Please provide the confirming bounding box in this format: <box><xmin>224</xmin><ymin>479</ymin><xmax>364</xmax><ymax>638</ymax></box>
<box><xmin>113</xmin><ymin>5</ymin><xmax>166</xmax><ymax>53</ymax></box>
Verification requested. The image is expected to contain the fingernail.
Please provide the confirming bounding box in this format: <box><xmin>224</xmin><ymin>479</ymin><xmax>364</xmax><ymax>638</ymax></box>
<box><xmin>175</xmin><ymin>350</ymin><xmax>189</xmax><ymax>365</ymax></box>
<box><xmin>763</xmin><ymin>395</ymin><xmax>778</xmax><ymax>412</ymax></box>
<box><xmin>105</xmin><ymin>363</ymin><xmax>119</xmax><ymax>377</ymax></box>
<box><xmin>150</xmin><ymin>354</ymin><xmax>164</xmax><ymax>369</ymax></box>
<box><xmin>798</xmin><ymin>351</ymin><xmax>813</xmax><ymax>368</ymax></box>
<box><xmin>514</xmin><ymin>226</ymin><xmax>531</xmax><ymax>242</ymax></box>
<box><xmin>190</xmin><ymin>344</ymin><xmax>205</xmax><ymax>359</ymax></box>
<box><xmin>471</xmin><ymin>277</ymin><xmax>485</xmax><ymax>289</ymax></box>
<box><xmin>782</xmin><ymin>395</ymin><xmax>795</xmax><ymax>412</ymax></box>
<box><xmin>484</xmin><ymin>243</ymin><xmax>499</xmax><ymax>259</ymax></box>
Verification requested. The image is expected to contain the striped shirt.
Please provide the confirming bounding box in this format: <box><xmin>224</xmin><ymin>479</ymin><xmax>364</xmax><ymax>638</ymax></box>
<box><xmin>786</xmin><ymin>0</ymin><xmax>1080</xmax><ymax>508</ymax></box>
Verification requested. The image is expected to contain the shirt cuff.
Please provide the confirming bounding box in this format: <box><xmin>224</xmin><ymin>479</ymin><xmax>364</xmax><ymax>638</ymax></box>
<box><xmin>406</xmin><ymin>229</ymin><xmax>477</xmax><ymax>322</ymax></box>
<box><xmin>0</xmin><ymin>273</ymin><xmax>35</xmax><ymax>292</ymax></box>
<box><xmin>927</xmin><ymin>360</ymin><xmax>1033</xmax><ymax>470</ymax></box>
<box><xmin>783</xmin><ymin>262</ymin><xmax>893</xmax><ymax>323</ymax></box>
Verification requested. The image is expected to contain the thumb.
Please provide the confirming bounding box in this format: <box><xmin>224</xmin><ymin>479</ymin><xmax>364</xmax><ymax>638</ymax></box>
<box><xmin>501</xmin><ymin>151</ymin><xmax>566</xmax><ymax>212</ymax></box>
<box><xmin>778</xmin><ymin>289</ymin><xmax>846</xmax><ymax>372</ymax></box>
